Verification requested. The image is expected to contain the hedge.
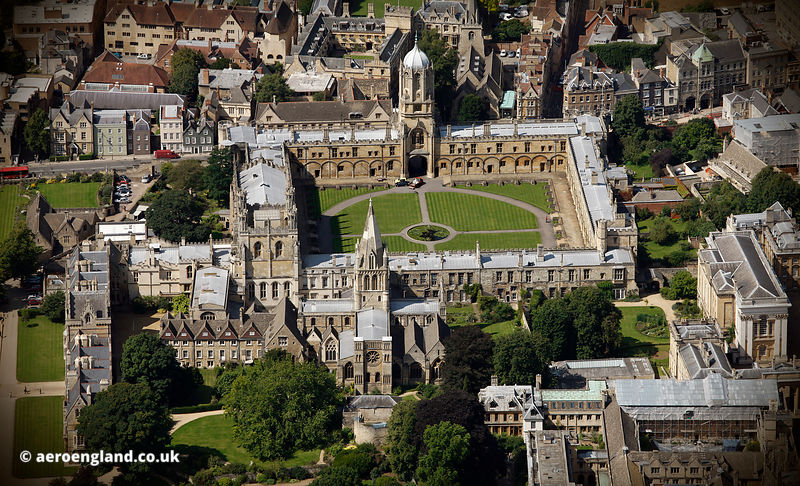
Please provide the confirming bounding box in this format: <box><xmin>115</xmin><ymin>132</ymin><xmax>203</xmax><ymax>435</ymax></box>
<box><xmin>78</xmin><ymin>153</ymin><xmax>95</xmax><ymax>160</ymax></box>
<box><xmin>49</xmin><ymin>155</ymin><xmax>69</xmax><ymax>161</ymax></box>
<box><xmin>171</xmin><ymin>402</ymin><xmax>223</xmax><ymax>414</ymax></box>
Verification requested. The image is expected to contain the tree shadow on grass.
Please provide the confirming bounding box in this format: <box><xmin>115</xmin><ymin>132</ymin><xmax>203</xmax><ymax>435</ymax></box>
<box><xmin>169</xmin><ymin>444</ymin><xmax>226</xmax><ymax>477</ymax></box>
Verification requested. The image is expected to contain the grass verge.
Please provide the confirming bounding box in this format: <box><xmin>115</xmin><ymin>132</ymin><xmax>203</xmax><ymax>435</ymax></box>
<box><xmin>17</xmin><ymin>315</ymin><xmax>65</xmax><ymax>383</ymax></box>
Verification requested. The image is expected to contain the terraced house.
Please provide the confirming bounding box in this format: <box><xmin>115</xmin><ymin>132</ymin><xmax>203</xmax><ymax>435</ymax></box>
<box><xmin>50</xmin><ymin>99</ymin><xmax>94</xmax><ymax>159</ymax></box>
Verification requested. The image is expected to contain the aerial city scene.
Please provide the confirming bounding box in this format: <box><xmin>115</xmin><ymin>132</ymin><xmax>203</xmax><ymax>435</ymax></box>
<box><xmin>1</xmin><ymin>0</ymin><xmax>800</xmax><ymax>484</ymax></box>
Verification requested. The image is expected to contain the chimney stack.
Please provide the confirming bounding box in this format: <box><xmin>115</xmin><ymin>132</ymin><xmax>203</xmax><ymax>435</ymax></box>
<box><xmin>343</xmin><ymin>1</ymin><xmax>350</xmax><ymax>16</ymax></box>
<box><xmin>490</xmin><ymin>375</ymin><xmax>498</xmax><ymax>386</ymax></box>
<box><xmin>367</xmin><ymin>2</ymin><xmax>374</xmax><ymax>18</ymax></box>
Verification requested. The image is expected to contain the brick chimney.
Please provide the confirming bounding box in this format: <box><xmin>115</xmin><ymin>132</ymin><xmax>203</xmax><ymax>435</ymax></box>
<box><xmin>201</xmin><ymin>68</ymin><xmax>209</xmax><ymax>85</ymax></box>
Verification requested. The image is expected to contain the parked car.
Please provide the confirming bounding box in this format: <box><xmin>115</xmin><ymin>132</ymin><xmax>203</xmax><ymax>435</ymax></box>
<box><xmin>116</xmin><ymin>186</ymin><xmax>131</xmax><ymax>194</ymax></box>
<box><xmin>394</xmin><ymin>178</ymin><xmax>409</xmax><ymax>187</ymax></box>
<box><xmin>410</xmin><ymin>177</ymin><xmax>424</xmax><ymax>188</ymax></box>
<box><xmin>508</xmin><ymin>50</ymin><xmax>516</xmax><ymax>58</ymax></box>
<box><xmin>719</xmin><ymin>7</ymin><xmax>730</xmax><ymax>14</ymax></box>
<box><xmin>500</xmin><ymin>49</ymin><xmax>507</xmax><ymax>57</ymax></box>
<box><xmin>137</xmin><ymin>53</ymin><xmax>151</xmax><ymax>59</ymax></box>
<box><xmin>500</xmin><ymin>12</ymin><xmax>513</xmax><ymax>21</ymax></box>
<box><xmin>141</xmin><ymin>174</ymin><xmax>152</xmax><ymax>183</ymax></box>
<box><xmin>155</xmin><ymin>150</ymin><xmax>180</xmax><ymax>159</ymax></box>
<box><xmin>27</xmin><ymin>295</ymin><xmax>42</xmax><ymax>306</ymax></box>
<box><xmin>514</xmin><ymin>9</ymin><xmax>528</xmax><ymax>17</ymax></box>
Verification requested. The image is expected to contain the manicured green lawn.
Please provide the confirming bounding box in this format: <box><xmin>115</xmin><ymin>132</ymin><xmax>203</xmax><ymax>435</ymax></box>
<box><xmin>38</xmin><ymin>182</ymin><xmax>100</xmax><ymax>208</ymax></box>
<box><xmin>482</xmin><ymin>320</ymin><xmax>518</xmax><ymax>336</ymax></box>
<box><xmin>171</xmin><ymin>414</ymin><xmax>320</xmax><ymax>468</ymax></box>
<box><xmin>14</xmin><ymin>396</ymin><xmax>76</xmax><ymax>478</ymax></box>
<box><xmin>332</xmin><ymin>193</ymin><xmax>421</xmax><ymax>236</ymax></box>
<box><xmin>349</xmin><ymin>0</ymin><xmax>422</xmax><ymax>16</ymax></box>
<box><xmin>306</xmin><ymin>186</ymin><xmax>386</xmax><ymax>219</ymax></box>
<box><xmin>436</xmin><ymin>232</ymin><xmax>542</xmax><ymax>251</ymax></box>
<box><xmin>0</xmin><ymin>184</ymin><xmax>20</xmax><ymax>241</ymax></box>
<box><xmin>427</xmin><ymin>193</ymin><xmax>538</xmax><ymax>231</ymax></box>
<box><xmin>456</xmin><ymin>183</ymin><xmax>553</xmax><ymax>213</ymax></box>
<box><xmin>618</xmin><ymin>306</ymin><xmax>669</xmax><ymax>355</ymax></box>
<box><xmin>445</xmin><ymin>305</ymin><xmax>518</xmax><ymax>337</ymax></box>
<box><xmin>626</xmin><ymin>162</ymin><xmax>653</xmax><ymax>180</ymax></box>
<box><xmin>334</xmin><ymin>236</ymin><xmax>359</xmax><ymax>253</ymax></box>
<box><xmin>383</xmin><ymin>235</ymin><xmax>426</xmax><ymax>252</ymax></box>
<box><xmin>17</xmin><ymin>315</ymin><xmax>65</xmax><ymax>383</ymax></box>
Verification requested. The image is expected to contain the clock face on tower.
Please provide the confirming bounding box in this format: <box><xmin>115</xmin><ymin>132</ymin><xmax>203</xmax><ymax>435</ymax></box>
<box><xmin>366</xmin><ymin>350</ymin><xmax>380</xmax><ymax>364</ymax></box>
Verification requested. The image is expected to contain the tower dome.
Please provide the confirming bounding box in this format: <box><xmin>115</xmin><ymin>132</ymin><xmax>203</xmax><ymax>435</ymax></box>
<box><xmin>403</xmin><ymin>39</ymin><xmax>430</xmax><ymax>70</ymax></box>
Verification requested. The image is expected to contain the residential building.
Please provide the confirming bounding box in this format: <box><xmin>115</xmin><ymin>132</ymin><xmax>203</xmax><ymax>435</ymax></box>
<box><xmin>562</xmin><ymin>66</ymin><xmax>616</xmax><ymax>118</ymax></box>
<box><xmin>697</xmin><ymin>231</ymin><xmax>791</xmax><ymax>364</ymax></box>
<box><xmin>38</xmin><ymin>30</ymin><xmax>89</xmax><ymax>93</ymax></box>
<box><xmin>342</xmin><ymin>395</ymin><xmax>401</xmax><ymax>445</ymax></box>
<box><xmin>612</xmin><ymin>375</ymin><xmax>779</xmax><ymax>443</ymax></box>
<box><xmin>50</xmin><ymin>99</ymin><xmax>94</xmax><ymax>158</ymax></box>
<box><xmin>259</xmin><ymin>0</ymin><xmax>297</xmax><ymax>64</ymax></box>
<box><xmin>159</xmin><ymin>105</ymin><xmax>185</xmax><ymax>153</ymax></box>
<box><xmin>7</xmin><ymin>75</ymin><xmax>53</xmax><ymax>122</ymax></box>
<box><xmin>154</xmin><ymin>38</ymin><xmax>261</xmax><ymax>72</ymax></box>
<box><xmin>623</xmin><ymin>188</ymin><xmax>684</xmax><ymax>213</ymax></box>
<box><xmin>415</xmin><ymin>0</ymin><xmax>481</xmax><ymax>50</ymax></box>
<box><xmin>67</xmin><ymin>90</ymin><xmax>185</xmax><ymax>111</ymax></box>
<box><xmin>197</xmin><ymin>68</ymin><xmax>262</xmax><ymax>122</ymax></box>
<box><xmin>746</xmin><ymin>44</ymin><xmax>790</xmax><ymax>95</ymax></box>
<box><xmin>79</xmin><ymin>51</ymin><xmax>171</xmax><ymax>93</ymax></box>
<box><xmin>182</xmin><ymin>5</ymin><xmax>261</xmax><ymax>44</ymax></box>
<box><xmin>478</xmin><ymin>383</ymin><xmax>536</xmax><ymax>437</ymax></box>
<box><xmin>540</xmin><ymin>381</ymin><xmax>607</xmax><ymax>436</ymax></box>
<box><xmin>127</xmin><ymin>109</ymin><xmax>151</xmax><ymax>156</ymax></box>
<box><xmin>666</xmin><ymin>40</ymin><xmax>746</xmax><ymax>111</ymax></box>
<box><xmin>93</xmin><ymin>110</ymin><xmax>128</xmax><ymax>158</ymax></box>
<box><xmin>64</xmin><ymin>332</ymin><xmax>111</xmax><ymax>452</ymax></box>
<box><xmin>668</xmin><ymin>319</ymin><xmax>731</xmax><ymax>380</ymax></box>
<box><xmin>183</xmin><ymin>117</ymin><xmax>215</xmax><ymax>154</ymax></box>
<box><xmin>777</xmin><ymin>0</ymin><xmax>800</xmax><ymax>49</ymax></box>
<box><xmin>628</xmin><ymin>451</ymin><xmax>767</xmax><ymax>486</ymax></box>
<box><xmin>13</xmin><ymin>0</ymin><xmax>104</xmax><ymax>57</ymax></box>
<box><xmin>103</xmin><ymin>1</ymin><xmax>177</xmax><ymax>58</ymax></box>
<box><xmin>253</xmin><ymin>99</ymin><xmax>392</xmax><ymax>131</ymax></box>
<box><xmin>0</xmin><ymin>109</ymin><xmax>20</xmax><ymax>166</ymax></box>
<box><xmin>732</xmin><ymin>114</ymin><xmax>800</xmax><ymax>172</ymax></box>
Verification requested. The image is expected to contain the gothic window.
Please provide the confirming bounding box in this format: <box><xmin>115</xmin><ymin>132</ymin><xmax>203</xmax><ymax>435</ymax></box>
<box><xmin>253</xmin><ymin>242</ymin><xmax>262</xmax><ymax>258</ymax></box>
<box><xmin>200</xmin><ymin>312</ymin><xmax>215</xmax><ymax>320</ymax></box>
<box><xmin>326</xmin><ymin>341</ymin><xmax>337</xmax><ymax>361</ymax></box>
<box><xmin>187</xmin><ymin>266</ymin><xmax>193</xmax><ymax>278</ymax></box>
<box><xmin>260</xmin><ymin>282</ymin><xmax>267</xmax><ymax>298</ymax></box>
<box><xmin>344</xmin><ymin>362</ymin><xmax>354</xmax><ymax>379</ymax></box>
<box><xmin>344</xmin><ymin>317</ymin><xmax>351</xmax><ymax>326</ymax></box>
<box><xmin>410</xmin><ymin>363</ymin><xmax>423</xmax><ymax>380</ymax></box>
<box><xmin>310</xmin><ymin>317</ymin><xmax>316</xmax><ymax>326</ymax></box>
<box><xmin>272</xmin><ymin>282</ymin><xmax>279</xmax><ymax>298</ymax></box>
<box><xmin>367</xmin><ymin>350</ymin><xmax>380</xmax><ymax>363</ymax></box>
<box><xmin>284</xmin><ymin>282</ymin><xmax>290</xmax><ymax>295</ymax></box>
<box><xmin>247</xmin><ymin>282</ymin><xmax>254</xmax><ymax>299</ymax></box>
<box><xmin>369</xmin><ymin>254</ymin><xmax>375</xmax><ymax>269</ymax></box>
<box><xmin>372</xmin><ymin>274</ymin><xmax>378</xmax><ymax>290</ymax></box>
<box><xmin>375</xmin><ymin>372</ymin><xmax>381</xmax><ymax>383</ymax></box>
<box><xmin>364</xmin><ymin>274</ymin><xmax>370</xmax><ymax>290</ymax></box>
<box><xmin>432</xmin><ymin>359</ymin><xmax>442</xmax><ymax>380</ymax></box>
<box><xmin>329</xmin><ymin>317</ymin><xmax>334</xmax><ymax>326</ymax></box>
<box><xmin>275</xmin><ymin>241</ymin><xmax>283</xmax><ymax>257</ymax></box>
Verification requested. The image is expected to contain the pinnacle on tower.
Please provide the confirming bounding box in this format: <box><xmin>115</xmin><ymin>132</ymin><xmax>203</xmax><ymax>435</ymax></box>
<box><xmin>362</xmin><ymin>198</ymin><xmax>383</xmax><ymax>250</ymax></box>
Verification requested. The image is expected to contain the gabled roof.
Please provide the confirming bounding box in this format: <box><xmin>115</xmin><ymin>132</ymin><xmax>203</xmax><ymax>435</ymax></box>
<box><xmin>266</xmin><ymin>1</ymin><xmax>294</xmax><ymax>35</ymax></box>
<box><xmin>82</xmin><ymin>51</ymin><xmax>170</xmax><ymax>88</ymax></box>
<box><xmin>104</xmin><ymin>2</ymin><xmax>175</xmax><ymax>26</ymax></box>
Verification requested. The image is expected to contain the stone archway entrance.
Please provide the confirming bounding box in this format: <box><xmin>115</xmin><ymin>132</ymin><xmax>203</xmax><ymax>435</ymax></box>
<box><xmin>700</xmin><ymin>94</ymin><xmax>712</xmax><ymax>110</ymax></box>
<box><xmin>409</xmin><ymin>155</ymin><xmax>427</xmax><ymax>178</ymax></box>
<box><xmin>685</xmin><ymin>96</ymin><xmax>696</xmax><ymax>111</ymax></box>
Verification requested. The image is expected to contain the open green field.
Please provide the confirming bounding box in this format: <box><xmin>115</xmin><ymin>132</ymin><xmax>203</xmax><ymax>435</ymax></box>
<box><xmin>436</xmin><ymin>231</ymin><xmax>542</xmax><ymax>251</ymax></box>
<box><xmin>331</xmin><ymin>193</ymin><xmax>421</xmax><ymax>237</ymax></box>
<box><xmin>349</xmin><ymin>0</ymin><xmax>423</xmax><ymax>17</ymax></box>
<box><xmin>383</xmin><ymin>235</ymin><xmax>426</xmax><ymax>252</ymax></box>
<box><xmin>171</xmin><ymin>414</ymin><xmax>320</xmax><ymax>468</ymax></box>
<box><xmin>38</xmin><ymin>182</ymin><xmax>100</xmax><ymax>208</ymax></box>
<box><xmin>306</xmin><ymin>186</ymin><xmax>386</xmax><ymax>219</ymax></box>
<box><xmin>626</xmin><ymin>162</ymin><xmax>653</xmax><ymax>180</ymax></box>
<box><xmin>618</xmin><ymin>306</ymin><xmax>669</xmax><ymax>355</ymax></box>
<box><xmin>0</xmin><ymin>184</ymin><xmax>20</xmax><ymax>241</ymax></box>
<box><xmin>456</xmin><ymin>183</ymin><xmax>553</xmax><ymax>213</ymax></box>
<box><xmin>17</xmin><ymin>315</ymin><xmax>65</xmax><ymax>383</ymax></box>
<box><xmin>14</xmin><ymin>397</ymin><xmax>76</xmax><ymax>478</ymax></box>
<box><xmin>637</xmin><ymin>217</ymin><xmax>697</xmax><ymax>261</ymax></box>
<box><xmin>427</xmin><ymin>193</ymin><xmax>538</xmax><ymax>231</ymax></box>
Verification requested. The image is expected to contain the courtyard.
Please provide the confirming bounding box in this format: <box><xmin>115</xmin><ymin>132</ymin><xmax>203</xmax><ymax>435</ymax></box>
<box><xmin>318</xmin><ymin>179</ymin><xmax>556</xmax><ymax>253</ymax></box>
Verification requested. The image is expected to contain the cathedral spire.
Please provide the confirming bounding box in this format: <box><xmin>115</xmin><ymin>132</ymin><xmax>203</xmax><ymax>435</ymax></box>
<box><xmin>362</xmin><ymin>198</ymin><xmax>383</xmax><ymax>251</ymax></box>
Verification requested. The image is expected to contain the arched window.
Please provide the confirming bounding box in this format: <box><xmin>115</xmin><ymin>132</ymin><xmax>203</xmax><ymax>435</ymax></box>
<box><xmin>375</xmin><ymin>372</ymin><xmax>380</xmax><ymax>383</ymax></box>
<box><xmin>272</xmin><ymin>282</ymin><xmax>279</xmax><ymax>298</ymax></box>
<box><xmin>432</xmin><ymin>359</ymin><xmax>442</xmax><ymax>380</ymax></box>
<box><xmin>326</xmin><ymin>341</ymin><xmax>337</xmax><ymax>361</ymax></box>
<box><xmin>247</xmin><ymin>282</ymin><xmax>254</xmax><ymax>299</ymax></box>
<box><xmin>200</xmin><ymin>312</ymin><xmax>215</xmax><ymax>320</ymax></box>
<box><xmin>259</xmin><ymin>282</ymin><xmax>267</xmax><ymax>298</ymax></box>
<box><xmin>187</xmin><ymin>266</ymin><xmax>193</xmax><ymax>279</ymax></box>
<box><xmin>371</xmin><ymin>274</ymin><xmax>378</xmax><ymax>290</ymax></box>
<box><xmin>253</xmin><ymin>242</ymin><xmax>262</xmax><ymax>258</ymax></box>
<box><xmin>284</xmin><ymin>282</ymin><xmax>290</xmax><ymax>295</ymax></box>
<box><xmin>410</xmin><ymin>363</ymin><xmax>423</xmax><ymax>380</ymax></box>
<box><xmin>310</xmin><ymin>317</ymin><xmax>316</xmax><ymax>326</ymax></box>
<box><xmin>364</xmin><ymin>274</ymin><xmax>370</xmax><ymax>290</ymax></box>
<box><xmin>328</xmin><ymin>317</ymin><xmax>334</xmax><ymax>326</ymax></box>
<box><xmin>84</xmin><ymin>313</ymin><xmax>91</xmax><ymax>324</ymax></box>
<box><xmin>344</xmin><ymin>362</ymin><xmax>354</xmax><ymax>379</ymax></box>
<box><xmin>369</xmin><ymin>254</ymin><xmax>375</xmax><ymax>269</ymax></box>
<box><xmin>275</xmin><ymin>241</ymin><xmax>283</xmax><ymax>257</ymax></box>
<box><xmin>96</xmin><ymin>310</ymin><xmax>103</xmax><ymax>318</ymax></box>
<box><xmin>344</xmin><ymin>317</ymin><xmax>350</xmax><ymax>326</ymax></box>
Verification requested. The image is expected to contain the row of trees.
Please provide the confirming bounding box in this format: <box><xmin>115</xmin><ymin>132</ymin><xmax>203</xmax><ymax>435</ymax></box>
<box><xmin>441</xmin><ymin>285</ymin><xmax>624</xmax><ymax>396</ymax></box>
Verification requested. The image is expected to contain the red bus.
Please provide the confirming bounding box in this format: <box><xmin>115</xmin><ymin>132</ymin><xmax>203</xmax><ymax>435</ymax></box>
<box><xmin>0</xmin><ymin>166</ymin><xmax>29</xmax><ymax>180</ymax></box>
<box><xmin>154</xmin><ymin>150</ymin><xmax>180</xmax><ymax>159</ymax></box>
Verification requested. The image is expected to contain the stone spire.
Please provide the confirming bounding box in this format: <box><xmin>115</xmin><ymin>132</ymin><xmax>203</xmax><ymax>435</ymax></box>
<box><xmin>361</xmin><ymin>198</ymin><xmax>383</xmax><ymax>252</ymax></box>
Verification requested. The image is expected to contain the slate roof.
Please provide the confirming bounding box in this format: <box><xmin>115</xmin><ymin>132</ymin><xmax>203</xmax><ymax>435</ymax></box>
<box><xmin>612</xmin><ymin>374</ymin><xmax>778</xmax><ymax>408</ymax></box>
<box><xmin>67</xmin><ymin>90</ymin><xmax>186</xmax><ymax>110</ymax></box>
<box><xmin>266</xmin><ymin>0</ymin><xmax>294</xmax><ymax>35</ymax></box>
<box><xmin>356</xmin><ymin>308</ymin><xmax>390</xmax><ymax>340</ymax></box>
<box><xmin>256</xmin><ymin>99</ymin><xmax>392</xmax><ymax>123</ymax></box>
<box><xmin>192</xmin><ymin>266</ymin><xmax>229</xmax><ymax>309</ymax></box>
<box><xmin>238</xmin><ymin>162</ymin><xmax>287</xmax><ymax>206</ymax></box>
<box><xmin>344</xmin><ymin>395</ymin><xmax>401</xmax><ymax>411</ymax></box>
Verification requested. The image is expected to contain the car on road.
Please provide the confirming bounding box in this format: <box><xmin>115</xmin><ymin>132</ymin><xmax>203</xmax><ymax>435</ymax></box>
<box><xmin>27</xmin><ymin>295</ymin><xmax>42</xmax><ymax>306</ymax></box>
<box><xmin>394</xmin><ymin>178</ymin><xmax>409</xmax><ymax>187</ymax></box>
<box><xmin>410</xmin><ymin>177</ymin><xmax>424</xmax><ymax>188</ymax></box>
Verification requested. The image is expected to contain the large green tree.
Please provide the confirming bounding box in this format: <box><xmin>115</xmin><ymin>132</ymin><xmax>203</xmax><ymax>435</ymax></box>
<box><xmin>612</xmin><ymin>95</ymin><xmax>645</xmax><ymax>140</ymax></box>
<box><xmin>224</xmin><ymin>351</ymin><xmax>343</xmax><ymax>460</ymax></box>
<box><xmin>588</xmin><ymin>41</ymin><xmax>661</xmax><ymax>71</ymax></box>
<box><xmin>418</xmin><ymin>29</ymin><xmax>459</xmax><ymax>120</ymax></box>
<box><xmin>24</xmin><ymin>109</ymin><xmax>50</xmax><ymax>159</ymax></box>
<box><xmin>120</xmin><ymin>333</ymin><xmax>182</xmax><ymax>402</ymax></box>
<box><xmin>254</xmin><ymin>72</ymin><xmax>295</xmax><ymax>103</ymax></box>
<box><xmin>166</xmin><ymin>159</ymin><xmax>205</xmax><ymax>192</ymax></box>
<box><xmin>413</xmin><ymin>389</ymin><xmax>504</xmax><ymax>486</ymax></box>
<box><xmin>491</xmin><ymin>19</ymin><xmax>530</xmax><ymax>42</ymax></box>
<box><xmin>440</xmin><ymin>326</ymin><xmax>494</xmax><ymax>395</ymax></box>
<box><xmin>167</xmin><ymin>48</ymin><xmax>207</xmax><ymax>104</ymax></box>
<box><xmin>386</xmin><ymin>398</ymin><xmax>419</xmax><ymax>481</ymax></box>
<box><xmin>567</xmin><ymin>286</ymin><xmax>623</xmax><ymax>359</ymax></box>
<box><xmin>457</xmin><ymin>94</ymin><xmax>486</xmax><ymax>122</ymax></box>
<box><xmin>670</xmin><ymin>117</ymin><xmax>721</xmax><ymax>162</ymax></box>
<box><xmin>76</xmin><ymin>382</ymin><xmax>172</xmax><ymax>475</ymax></box>
<box><xmin>748</xmin><ymin>167</ymin><xmax>800</xmax><ymax>215</ymax></box>
<box><xmin>203</xmin><ymin>147</ymin><xmax>234</xmax><ymax>206</ymax></box>
<box><xmin>0</xmin><ymin>226</ymin><xmax>41</xmax><ymax>281</ymax></box>
<box><xmin>670</xmin><ymin>270</ymin><xmax>697</xmax><ymax>299</ymax></box>
<box><xmin>416</xmin><ymin>421</ymin><xmax>471</xmax><ymax>486</ymax></box>
<box><xmin>145</xmin><ymin>190</ymin><xmax>210</xmax><ymax>242</ymax></box>
<box><xmin>649</xmin><ymin>217</ymin><xmax>675</xmax><ymax>245</ymax></box>
<box><xmin>528</xmin><ymin>298</ymin><xmax>572</xmax><ymax>361</ymax></box>
<box><xmin>41</xmin><ymin>290</ymin><xmax>65</xmax><ymax>323</ymax></box>
<box><xmin>492</xmin><ymin>330</ymin><xmax>550</xmax><ymax>386</ymax></box>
